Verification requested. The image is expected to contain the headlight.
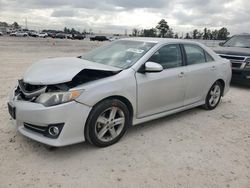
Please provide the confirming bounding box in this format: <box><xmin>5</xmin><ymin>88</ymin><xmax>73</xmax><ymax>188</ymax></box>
<box><xmin>245</xmin><ymin>58</ymin><xmax>250</xmax><ymax>69</ymax></box>
<box><xmin>35</xmin><ymin>90</ymin><xmax>83</xmax><ymax>107</ymax></box>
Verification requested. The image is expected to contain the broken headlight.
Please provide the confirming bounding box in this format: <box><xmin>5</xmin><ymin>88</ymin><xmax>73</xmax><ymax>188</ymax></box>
<box><xmin>35</xmin><ymin>90</ymin><xmax>83</xmax><ymax>107</ymax></box>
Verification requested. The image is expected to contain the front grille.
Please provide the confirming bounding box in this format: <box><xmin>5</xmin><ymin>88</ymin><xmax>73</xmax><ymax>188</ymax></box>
<box><xmin>18</xmin><ymin>80</ymin><xmax>45</xmax><ymax>92</ymax></box>
<box><xmin>219</xmin><ymin>54</ymin><xmax>247</xmax><ymax>69</ymax></box>
<box><xmin>17</xmin><ymin>79</ymin><xmax>47</xmax><ymax>100</ymax></box>
<box><xmin>220</xmin><ymin>55</ymin><xmax>245</xmax><ymax>61</ymax></box>
<box><xmin>231</xmin><ymin>63</ymin><xmax>242</xmax><ymax>68</ymax></box>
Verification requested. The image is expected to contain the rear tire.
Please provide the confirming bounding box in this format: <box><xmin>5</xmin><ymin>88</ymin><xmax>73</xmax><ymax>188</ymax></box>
<box><xmin>203</xmin><ymin>81</ymin><xmax>222</xmax><ymax>110</ymax></box>
<box><xmin>85</xmin><ymin>99</ymin><xmax>130</xmax><ymax>147</ymax></box>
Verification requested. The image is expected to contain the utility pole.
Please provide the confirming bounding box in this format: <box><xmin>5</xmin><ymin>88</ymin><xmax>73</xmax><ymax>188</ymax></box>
<box><xmin>25</xmin><ymin>18</ymin><xmax>28</xmax><ymax>29</ymax></box>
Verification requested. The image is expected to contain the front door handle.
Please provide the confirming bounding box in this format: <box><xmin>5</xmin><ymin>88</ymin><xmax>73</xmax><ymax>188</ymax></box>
<box><xmin>178</xmin><ymin>72</ymin><xmax>184</xmax><ymax>78</ymax></box>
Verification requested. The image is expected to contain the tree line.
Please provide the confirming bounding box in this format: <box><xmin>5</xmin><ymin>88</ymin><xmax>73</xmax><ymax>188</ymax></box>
<box><xmin>132</xmin><ymin>19</ymin><xmax>230</xmax><ymax>40</ymax></box>
<box><xmin>0</xmin><ymin>21</ymin><xmax>21</xmax><ymax>29</ymax></box>
<box><xmin>1</xmin><ymin>20</ymin><xmax>230</xmax><ymax>40</ymax></box>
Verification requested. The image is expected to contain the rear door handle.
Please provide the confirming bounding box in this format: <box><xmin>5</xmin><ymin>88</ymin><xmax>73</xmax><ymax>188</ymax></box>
<box><xmin>211</xmin><ymin>66</ymin><xmax>216</xmax><ymax>70</ymax></box>
<box><xmin>178</xmin><ymin>72</ymin><xmax>184</xmax><ymax>78</ymax></box>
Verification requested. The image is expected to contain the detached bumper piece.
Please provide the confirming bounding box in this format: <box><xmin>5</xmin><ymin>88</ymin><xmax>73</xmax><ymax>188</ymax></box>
<box><xmin>232</xmin><ymin>69</ymin><xmax>250</xmax><ymax>86</ymax></box>
<box><xmin>7</xmin><ymin>102</ymin><xmax>16</xmax><ymax>119</ymax></box>
<box><xmin>24</xmin><ymin>123</ymin><xmax>64</xmax><ymax>139</ymax></box>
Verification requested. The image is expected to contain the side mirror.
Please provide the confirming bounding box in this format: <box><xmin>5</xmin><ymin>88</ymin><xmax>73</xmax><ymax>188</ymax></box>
<box><xmin>219</xmin><ymin>42</ymin><xmax>224</xmax><ymax>46</ymax></box>
<box><xmin>144</xmin><ymin>62</ymin><xmax>163</xmax><ymax>73</ymax></box>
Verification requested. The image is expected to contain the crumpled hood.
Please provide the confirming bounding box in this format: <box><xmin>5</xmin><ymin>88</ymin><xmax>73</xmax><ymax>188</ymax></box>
<box><xmin>23</xmin><ymin>57</ymin><xmax>121</xmax><ymax>85</ymax></box>
<box><xmin>213</xmin><ymin>46</ymin><xmax>250</xmax><ymax>57</ymax></box>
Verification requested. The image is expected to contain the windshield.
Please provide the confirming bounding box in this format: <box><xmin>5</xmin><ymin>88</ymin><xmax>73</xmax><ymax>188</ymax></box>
<box><xmin>223</xmin><ymin>35</ymin><xmax>250</xmax><ymax>48</ymax></box>
<box><xmin>81</xmin><ymin>40</ymin><xmax>156</xmax><ymax>69</ymax></box>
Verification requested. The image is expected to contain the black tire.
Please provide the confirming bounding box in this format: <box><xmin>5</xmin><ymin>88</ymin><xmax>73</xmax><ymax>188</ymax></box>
<box><xmin>85</xmin><ymin>99</ymin><xmax>130</xmax><ymax>147</ymax></box>
<box><xmin>203</xmin><ymin>81</ymin><xmax>223</xmax><ymax>110</ymax></box>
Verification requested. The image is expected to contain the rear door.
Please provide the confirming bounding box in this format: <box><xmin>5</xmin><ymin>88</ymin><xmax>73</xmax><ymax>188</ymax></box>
<box><xmin>182</xmin><ymin>44</ymin><xmax>217</xmax><ymax>105</ymax></box>
<box><xmin>136</xmin><ymin>44</ymin><xmax>187</xmax><ymax>118</ymax></box>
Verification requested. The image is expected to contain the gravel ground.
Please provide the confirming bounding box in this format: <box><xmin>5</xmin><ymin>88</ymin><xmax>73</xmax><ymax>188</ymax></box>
<box><xmin>0</xmin><ymin>37</ymin><xmax>249</xmax><ymax>188</ymax></box>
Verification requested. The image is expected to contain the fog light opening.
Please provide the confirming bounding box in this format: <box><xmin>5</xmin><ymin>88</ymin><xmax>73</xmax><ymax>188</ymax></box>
<box><xmin>48</xmin><ymin>126</ymin><xmax>60</xmax><ymax>137</ymax></box>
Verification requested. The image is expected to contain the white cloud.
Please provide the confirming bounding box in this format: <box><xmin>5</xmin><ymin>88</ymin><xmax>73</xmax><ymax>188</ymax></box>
<box><xmin>0</xmin><ymin>0</ymin><xmax>249</xmax><ymax>34</ymax></box>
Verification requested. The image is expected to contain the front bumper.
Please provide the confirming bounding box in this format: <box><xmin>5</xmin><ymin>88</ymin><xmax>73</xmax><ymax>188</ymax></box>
<box><xmin>231</xmin><ymin>69</ymin><xmax>250</xmax><ymax>86</ymax></box>
<box><xmin>8</xmin><ymin>94</ymin><xmax>92</xmax><ymax>147</ymax></box>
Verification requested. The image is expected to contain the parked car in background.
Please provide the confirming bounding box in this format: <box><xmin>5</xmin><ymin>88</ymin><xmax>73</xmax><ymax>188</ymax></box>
<box><xmin>0</xmin><ymin>31</ymin><xmax>3</xmax><ymax>36</ymax></box>
<box><xmin>48</xmin><ymin>32</ymin><xmax>56</xmax><ymax>38</ymax></box>
<box><xmin>8</xmin><ymin>38</ymin><xmax>231</xmax><ymax>147</ymax></box>
<box><xmin>38</xmin><ymin>32</ymin><xmax>48</xmax><ymax>38</ymax></box>
<box><xmin>213</xmin><ymin>34</ymin><xmax>250</xmax><ymax>86</ymax></box>
<box><xmin>10</xmin><ymin>31</ymin><xmax>28</xmax><ymax>37</ymax></box>
<box><xmin>28</xmin><ymin>31</ymin><xmax>39</xmax><ymax>37</ymax></box>
<box><xmin>90</xmin><ymin>36</ymin><xmax>110</xmax><ymax>41</ymax></box>
<box><xmin>109</xmin><ymin>36</ymin><xmax>120</xmax><ymax>42</ymax></box>
<box><xmin>72</xmin><ymin>34</ymin><xmax>85</xmax><ymax>40</ymax></box>
<box><xmin>55</xmin><ymin>33</ymin><xmax>67</xmax><ymax>39</ymax></box>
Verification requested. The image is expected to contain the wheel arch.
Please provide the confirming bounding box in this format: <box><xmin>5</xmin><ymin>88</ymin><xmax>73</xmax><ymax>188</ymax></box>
<box><xmin>84</xmin><ymin>95</ymin><xmax>134</xmax><ymax>144</ymax></box>
<box><xmin>216</xmin><ymin>79</ymin><xmax>225</xmax><ymax>95</ymax></box>
<box><xmin>84</xmin><ymin>95</ymin><xmax>134</xmax><ymax>135</ymax></box>
<box><xmin>92</xmin><ymin>95</ymin><xmax>134</xmax><ymax>120</ymax></box>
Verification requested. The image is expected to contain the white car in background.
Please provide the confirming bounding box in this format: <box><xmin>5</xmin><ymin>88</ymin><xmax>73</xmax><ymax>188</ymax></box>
<box><xmin>38</xmin><ymin>32</ymin><xmax>48</xmax><ymax>38</ymax></box>
<box><xmin>10</xmin><ymin>31</ymin><xmax>28</xmax><ymax>37</ymax></box>
<box><xmin>8</xmin><ymin>38</ymin><xmax>231</xmax><ymax>147</ymax></box>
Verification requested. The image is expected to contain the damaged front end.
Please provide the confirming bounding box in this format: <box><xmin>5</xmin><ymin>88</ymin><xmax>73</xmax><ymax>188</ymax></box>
<box><xmin>15</xmin><ymin>69</ymin><xmax>120</xmax><ymax>106</ymax></box>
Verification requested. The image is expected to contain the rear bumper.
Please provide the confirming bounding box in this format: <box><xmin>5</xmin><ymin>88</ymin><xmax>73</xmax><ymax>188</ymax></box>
<box><xmin>231</xmin><ymin>69</ymin><xmax>250</xmax><ymax>86</ymax></box>
<box><xmin>8</xmin><ymin>94</ymin><xmax>92</xmax><ymax>146</ymax></box>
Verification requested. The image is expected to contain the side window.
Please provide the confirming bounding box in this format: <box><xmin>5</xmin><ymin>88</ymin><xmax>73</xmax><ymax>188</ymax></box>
<box><xmin>205</xmin><ymin>51</ymin><xmax>214</xmax><ymax>62</ymax></box>
<box><xmin>184</xmin><ymin>44</ymin><xmax>206</xmax><ymax>65</ymax></box>
<box><xmin>148</xmin><ymin>44</ymin><xmax>182</xmax><ymax>69</ymax></box>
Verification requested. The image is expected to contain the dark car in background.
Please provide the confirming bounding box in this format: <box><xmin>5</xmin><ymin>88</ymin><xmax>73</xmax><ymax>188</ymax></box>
<box><xmin>90</xmin><ymin>36</ymin><xmax>110</xmax><ymax>41</ymax></box>
<box><xmin>55</xmin><ymin>33</ymin><xmax>67</xmax><ymax>39</ymax></box>
<box><xmin>213</xmin><ymin>34</ymin><xmax>250</xmax><ymax>86</ymax></box>
<box><xmin>48</xmin><ymin>32</ymin><xmax>56</xmax><ymax>38</ymax></box>
<box><xmin>72</xmin><ymin>34</ymin><xmax>85</xmax><ymax>40</ymax></box>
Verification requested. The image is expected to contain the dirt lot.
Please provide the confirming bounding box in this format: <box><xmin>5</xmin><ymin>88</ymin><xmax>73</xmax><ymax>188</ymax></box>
<box><xmin>0</xmin><ymin>37</ymin><xmax>249</xmax><ymax>188</ymax></box>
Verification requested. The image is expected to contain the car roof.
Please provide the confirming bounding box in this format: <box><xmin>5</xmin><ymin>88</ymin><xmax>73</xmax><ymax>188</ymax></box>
<box><xmin>120</xmin><ymin>37</ymin><xmax>201</xmax><ymax>45</ymax></box>
<box><xmin>234</xmin><ymin>33</ymin><xmax>250</xmax><ymax>37</ymax></box>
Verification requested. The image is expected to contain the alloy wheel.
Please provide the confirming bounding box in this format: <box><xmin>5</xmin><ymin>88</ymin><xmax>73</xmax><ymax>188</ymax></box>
<box><xmin>95</xmin><ymin>107</ymin><xmax>125</xmax><ymax>142</ymax></box>
<box><xmin>208</xmin><ymin>84</ymin><xmax>221</xmax><ymax>107</ymax></box>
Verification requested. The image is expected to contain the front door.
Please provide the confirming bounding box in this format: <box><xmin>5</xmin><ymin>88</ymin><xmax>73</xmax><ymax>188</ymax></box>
<box><xmin>136</xmin><ymin>44</ymin><xmax>187</xmax><ymax>118</ymax></box>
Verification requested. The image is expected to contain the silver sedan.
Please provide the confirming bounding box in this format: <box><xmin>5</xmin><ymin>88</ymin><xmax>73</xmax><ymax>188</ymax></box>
<box><xmin>8</xmin><ymin>38</ymin><xmax>232</xmax><ymax>147</ymax></box>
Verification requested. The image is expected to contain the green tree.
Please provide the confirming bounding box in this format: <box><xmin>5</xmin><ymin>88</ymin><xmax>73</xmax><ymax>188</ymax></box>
<box><xmin>192</xmin><ymin>29</ymin><xmax>199</xmax><ymax>39</ymax></box>
<box><xmin>0</xmin><ymin>22</ymin><xmax>8</xmax><ymax>27</ymax></box>
<box><xmin>64</xmin><ymin>27</ymin><xmax>70</xmax><ymax>33</ymax></box>
<box><xmin>166</xmin><ymin>28</ymin><xmax>174</xmax><ymax>38</ymax></box>
<box><xmin>174</xmin><ymin>33</ymin><xmax>179</xmax><ymax>38</ymax></box>
<box><xmin>132</xmin><ymin>28</ymin><xmax>140</xmax><ymax>36</ymax></box>
<box><xmin>156</xmin><ymin>19</ymin><xmax>170</xmax><ymax>38</ymax></box>
<box><xmin>203</xmin><ymin>28</ymin><xmax>209</xmax><ymax>39</ymax></box>
<box><xmin>211</xmin><ymin>30</ymin><xmax>218</xmax><ymax>40</ymax></box>
<box><xmin>217</xmin><ymin>27</ymin><xmax>230</xmax><ymax>40</ymax></box>
<box><xmin>141</xmin><ymin>28</ymin><xmax>157</xmax><ymax>37</ymax></box>
<box><xmin>12</xmin><ymin>22</ymin><xmax>20</xmax><ymax>29</ymax></box>
<box><xmin>185</xmin><ymin>33</ymin><xmax>191</xmax><ymax>39</ymax></box>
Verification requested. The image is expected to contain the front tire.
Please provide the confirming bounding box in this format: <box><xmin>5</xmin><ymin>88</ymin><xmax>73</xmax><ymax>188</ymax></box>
<box><xmin>85</xmin><ymin>99</ymin><xmax>130</xmax><ymax>147</ymax></box>
<box><xmin>203</xmin><ymin>81</ymin><xmax>222</xmax><ymax>110</ymax></box>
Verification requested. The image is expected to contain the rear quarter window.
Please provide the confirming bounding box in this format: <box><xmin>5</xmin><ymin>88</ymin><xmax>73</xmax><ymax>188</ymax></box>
<box><xmin>184</xmin><ymin>44</ymin><xmax>206</xmax><ymax>65</ymax></box>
